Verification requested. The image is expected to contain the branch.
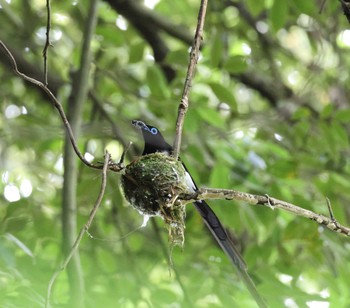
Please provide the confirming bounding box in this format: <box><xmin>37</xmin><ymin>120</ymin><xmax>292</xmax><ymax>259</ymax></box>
<box><xmin>181</xmin><ymin>188</ymin><xmax>350</xmax><ymax>236</ymax></box>
<box><xmin>0</xmin><ymin>40</ymin><xmax>127</xmax><ymax>175</ymax></box>
<box><xmin>0</xmin><ymin>40</ymin><xmax>104</xmax><ymax>170</ymax></box>
<box><xmin>42</xmin><ymin>0</ymin><xmax>52</xmax><ymax>85</ymax></box>
<box><xmin>0</xmin><ymin>42</ymin><xmax>63</xmax><ymax>95</ymax></box>
<box><xmin>172</xmin><ymin>0</ymin><xmax>208</xmax><ymax>159</ymax></box>
<box><xmin>45</xmin><ymin>151</ymin><xmax>111</xmax><ymax>308</ymax></box>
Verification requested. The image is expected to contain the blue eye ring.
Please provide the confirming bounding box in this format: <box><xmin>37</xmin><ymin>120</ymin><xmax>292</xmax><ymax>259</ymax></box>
<box><xmin>150</xmin><ymin>127</ymin><xmax>158</xmax><ymax>135</ymax></box>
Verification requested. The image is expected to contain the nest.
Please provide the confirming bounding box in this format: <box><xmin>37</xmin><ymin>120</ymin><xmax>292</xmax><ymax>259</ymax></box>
<box><xmin>121</xmin><ymin>153</ymin><xmax>190</xmax><ymax>247</ymax></box>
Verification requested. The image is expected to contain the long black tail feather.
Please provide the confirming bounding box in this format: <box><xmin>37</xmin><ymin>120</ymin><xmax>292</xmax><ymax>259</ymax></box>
<box><xmin>194</xmin><ymin>200</ymin><xmax>267</xmax><ymax>308</ymax></box>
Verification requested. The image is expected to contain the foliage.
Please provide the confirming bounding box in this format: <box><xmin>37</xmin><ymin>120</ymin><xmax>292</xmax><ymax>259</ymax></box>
<box><xmin>1</xmin><ymin>0</ymin><xmax>350</xmax><ymax>307</ymax></box>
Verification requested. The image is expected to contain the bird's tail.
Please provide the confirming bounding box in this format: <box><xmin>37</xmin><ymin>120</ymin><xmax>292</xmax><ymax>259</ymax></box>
<box><xmin>194</xmin><ymin>200</ymin><xmax>267</xmax><ymax>308</ymax></box>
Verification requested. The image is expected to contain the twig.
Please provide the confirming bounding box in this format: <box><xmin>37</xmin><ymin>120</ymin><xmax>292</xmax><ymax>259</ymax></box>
<box><xmin>43</xmin><ymin>0</ymin><xmax>52</xmax><ymax>86</ymax></box>
<box><xmin>326</xmin><ymin>197</ymin><xmax>340</xmax><ymax>228</ymax></box>
<box><xmin>181</xmin><ymin>188</ymin><xmax>350</xmax><ymax>236</ymax></box>
<box><xmin>0</xmin><ymin>40</ymin><xmax>104</xmax><ymax>170</ymax></box>
<box><xmin>0</xmin><ymin>39</ymin><xmax>127</xmax><ymax>176</ymax></box>
<box><xmin>319</xmin><ymin>0</ymin><xmax>327</xmax><ymax>14</ymax></box>
<box><xmin>45</xmin><ymin>151</ymin><xmax>110</xmax><ymax>308</ymax></box>
<box><xmin>119</xmin><ymin>141</ymin><xmax>132</xmax><ymax>166</ymax></box>
<box><xmin>326</xmin><ymin>197</ymin><xmax>335</xmax><ymax>220</ymax></box>
<box><xmin>172</xmin><ymin>0</ymin><xmax>208</xmax><ymax>159</ymax></box>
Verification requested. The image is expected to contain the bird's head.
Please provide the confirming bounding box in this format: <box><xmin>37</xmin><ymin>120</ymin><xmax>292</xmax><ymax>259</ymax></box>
<box><xmin>132</xmin><ymin>120</ymin><xmax>172</xmax><ymax>155</ymax></box>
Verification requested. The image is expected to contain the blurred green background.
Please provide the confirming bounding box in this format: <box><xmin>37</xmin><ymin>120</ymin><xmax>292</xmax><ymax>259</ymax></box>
<box><xmin>1</xmin><ymin>0</ymin><xmax>350</xmax><ymax>307</ymax></box>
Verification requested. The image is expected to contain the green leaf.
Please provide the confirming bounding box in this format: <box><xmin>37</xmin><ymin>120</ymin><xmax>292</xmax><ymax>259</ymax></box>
<box><xmin>196</xmin><ymin>107</ymin><xmax>225</xmax><ymax>128</ymax></box>
<box><xmin>334</xmin><ymin>109</ymin><xmax>350</xmax><ymax>122</ymax></box>
<box><xmin>270</xmin><ymin>0</ymin><xmax>288</xmax><ymax>31</ymax></box>
<box><xmin>330</xmin><ymin>173</ymin><xmax>350</xmax><ymax>190</ymax></box>
<box><xmin>224</xmin><ymin>56</ymin><xmax>248</xmax><ymax>74</ymax></box>
<box><xmin>245</xmin><ymin>0</ymin><xmax>266</xmax><ymax>17</ymax></box>
<box><xmin>209</xmin><ymin>82</ymin><xmax>237</xmax><ymax>110</ymax></box>
<box><xmin>146</xmin><ymin>65</ymin><xmax>170</xmax><ymax>99</ymax></box>
<box><xmin>320</xmin><ymin>104</ymin><xmax>333</xmax><ymax>119</ymax></box>
<box><xmin>165</xmin><ymin>49</ymin><xmax>189</xmax><ymax>67</ymax></box>
<box><xmin>292</xmin><ymin>0</ymin><xmax>316</xmax><ymax>15</ymax></box>
<box><xmin>210</xmin><ymin>162</ymin><xmax>230</xmax><ymax>188</ymax></box>
<box><xmin>129</xmin><ymin>42</ymin><xmax>145</xmax><ymax>63</ymax></box>
<box><xmin>294</xmin><ymin>121</ymin><xmax>311</xmax><ymax>148</ymax></box>
<box><xmin>292</xmin><ymin>107</ymin><xmax>311</xmax><ymax>120</ymax></box>
<box><xmin>210</xmin><ymin>31</ymin><xmax>224</xmax><ymax>67</ymax></box>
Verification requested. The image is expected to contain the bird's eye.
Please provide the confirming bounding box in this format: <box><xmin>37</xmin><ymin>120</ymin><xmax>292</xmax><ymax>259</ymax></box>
<box><xmin>150</xmin><ymin>128</ymin><xmax>158</xmax><ymax>135</ymax></box>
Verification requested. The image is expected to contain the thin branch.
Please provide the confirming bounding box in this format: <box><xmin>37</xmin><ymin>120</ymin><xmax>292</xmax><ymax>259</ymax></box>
<box><xmin>325</xmin><ymin>197</ymin><xmax>341</xmax><ymax>229</ymax></box>
<box><xmin>172</xmin><ymin>0</ymin><xmax>208</xmax><ymax>159</ymax></box>
<box><xmin>43</xmin><ymin>0</ymin><xmax>52</xmax><ymax>86</ymax></box>
<box><xmin>45</xmin><ymin>151</ymin><xmax>110</xmax><ymax>308</ymax></box>
<box><xmin>318</xmin><ymin>0</ymin><xmax>327</xmax><ymax>14</ymax></box>
<box><xmin>0</xmin><ymin>40</ymin><xmax>127</xmax><ymax>174</ymax></box>
<box><xmin>0</xmin><ymin>42</ymin><xmax>64</xmax><ymax>95</ymax></box>
<box><xmin>181</xmin><ymin>188</ymin><xmax>350</xmax><ymax>236</ymax></box>
<box><xmin>0</xmin><ymin>40</ymin><xmax>104</xmax><ymax>170</ymax></box>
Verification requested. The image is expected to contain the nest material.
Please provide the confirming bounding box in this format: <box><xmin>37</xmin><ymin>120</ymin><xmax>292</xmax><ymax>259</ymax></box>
<box><xmin>121</xmin><ymin>153</ymin><xmax>190</xmax><ymax>247</ymax></box>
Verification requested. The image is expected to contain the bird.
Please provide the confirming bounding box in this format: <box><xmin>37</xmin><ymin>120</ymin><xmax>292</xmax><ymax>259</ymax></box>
<box><xmin>131</xmin><ymin>120</ymin><xmax>267</xmax><ymax>308</ymax></box>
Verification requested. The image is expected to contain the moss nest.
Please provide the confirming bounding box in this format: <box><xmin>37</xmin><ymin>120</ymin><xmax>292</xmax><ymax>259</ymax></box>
<box><xmin>121</xmin><ymin>153</ymin><xmax>190</xmax><ymax>247</ymax></box>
